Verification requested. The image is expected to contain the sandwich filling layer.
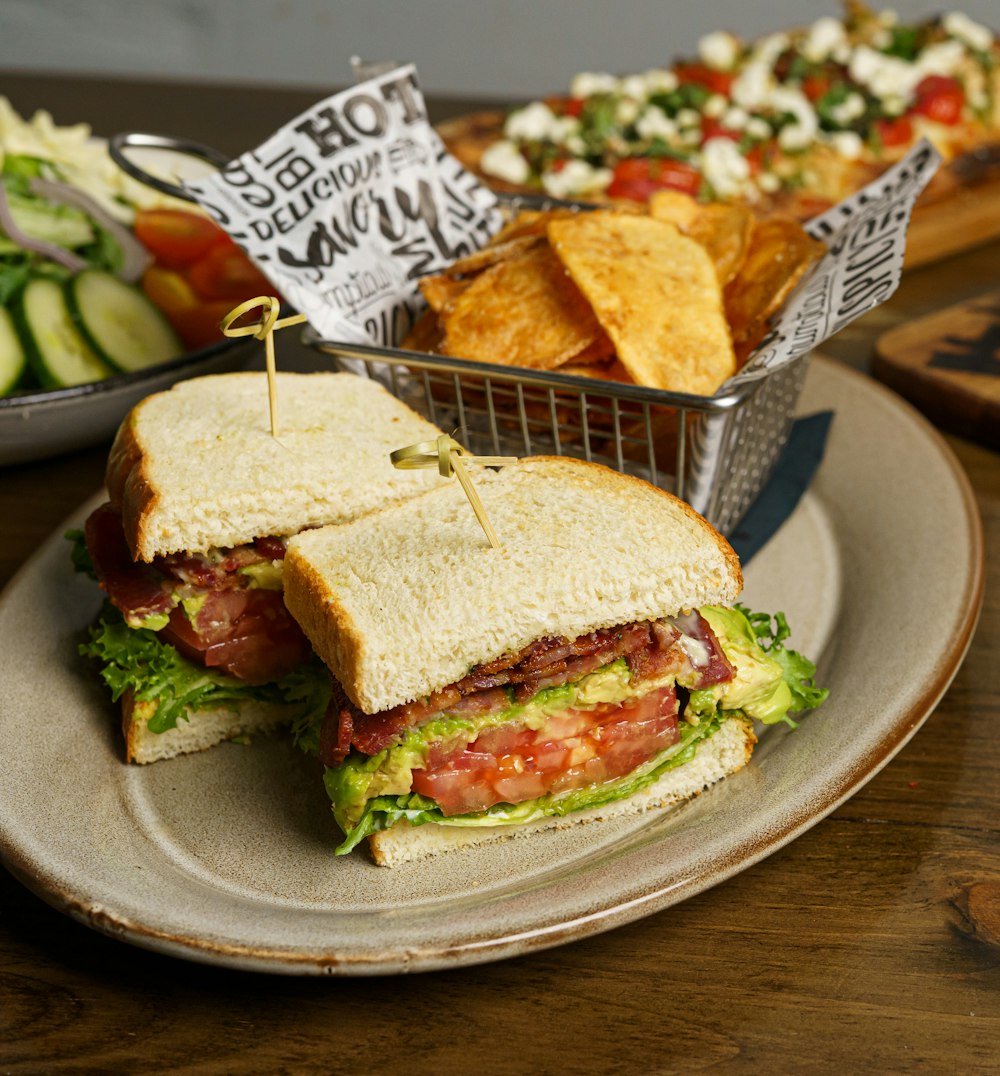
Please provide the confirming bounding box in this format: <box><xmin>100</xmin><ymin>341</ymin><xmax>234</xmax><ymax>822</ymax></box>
<box><xmin>74</xmin><ymin>505</ymin><xmax>331</xmax><ymax>738</ymax></box>
<box><xmin>300</xmin><ymin>605</ymin><xmax>824</xmax><ymax>854</ymax></box>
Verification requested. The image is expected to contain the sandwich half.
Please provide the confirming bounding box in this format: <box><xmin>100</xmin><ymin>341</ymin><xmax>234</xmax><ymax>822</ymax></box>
<box><xmin>74</xmin><ymin>371</ymin><xmax>444</xmax><ymax>764</ymax></box>
<box><xmin>283</xmin><ymin>456</ymin><xmax>826</xmax><ymax>866</ymax></box>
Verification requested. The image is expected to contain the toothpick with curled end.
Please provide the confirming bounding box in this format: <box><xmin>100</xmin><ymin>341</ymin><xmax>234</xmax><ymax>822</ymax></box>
<box><xmin>390</xmin><ymin>435</ymin><xmax>517</xmax><ymax>550</ymax></box>
<box><xmin>219</xmin><ymin>296</ymin><xmax>307</xmax><ymax>439</ymax></box>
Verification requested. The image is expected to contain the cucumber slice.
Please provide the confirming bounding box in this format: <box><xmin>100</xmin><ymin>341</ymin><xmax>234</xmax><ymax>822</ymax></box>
<box><xmin>67</xmin><ymin>269</ymin><xmax>182</xmax><ymax>373</ymax></box>
<box><xmin>15</xmin><ymin>276</ymin><xmax>111</xmax><ymax>388</ymax></box>
<box><xmin>0</xmin><ymin>307</ymin><xmax>27</xmax><ymax>395</ymax></box>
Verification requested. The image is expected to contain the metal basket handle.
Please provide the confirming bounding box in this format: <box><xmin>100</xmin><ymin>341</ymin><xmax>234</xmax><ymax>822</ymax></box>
<box><xmin>108</xmin><ymin>132</ymin><xmax>231</xmax><ymax>202</ymax></box>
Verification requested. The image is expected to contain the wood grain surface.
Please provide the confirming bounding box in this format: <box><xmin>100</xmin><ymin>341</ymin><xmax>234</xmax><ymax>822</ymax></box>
<box><xmin>1</xmin><ymin>74</ymin><xmax>998</xmax><ymax>1074</ymax></box>
<box><xmin>874</xmin><ymin>290</ymin><xmax>1000</xmax><ymax>449</ymax></box>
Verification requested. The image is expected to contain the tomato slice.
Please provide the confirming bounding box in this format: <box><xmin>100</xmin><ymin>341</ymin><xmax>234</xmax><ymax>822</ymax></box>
<box><xmin>134</xmin><ymin>209</ymin><xmax>221</xmax><ymax>269</ymax></box>
<box><xmin>606</xmin><ymin>157</ymin><xmax>702</xmax><ymax>201</ymax></box>
<box><xmin>913</xmin><ymin>75</ymin><xmax>964</xmax><ymax>126</ymax></box>
<box><xmin>674</xmin><ymin>63</ymin><xmax>734</xmax><ymax>97</ymax></box>
<box><xmin>186</xmin><ymin>241</ymin><xmax>275</xmax><ymax>302</ymax></box>
<box><xmin>411</xmin><ymin>684</ymin><xmax>679</xmax><ymax>815</ymax></box>
<box><xmin>160</xmin><ymin>588</ymin><xmax>310</xmax><ymax>683</ymax></box>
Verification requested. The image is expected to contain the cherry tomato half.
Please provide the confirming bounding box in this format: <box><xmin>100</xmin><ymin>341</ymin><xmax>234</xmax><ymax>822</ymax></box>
<box><xmin>133</xmin><ymin>209</ymin><xmax>221</xmax><ymax>269</ymax></box>
<box><xmin>185</xmin><ymin>242</ymin><xmax>274</xmax><ymax>302</ymax></box>
<box><xmin>913</xmin><ymin>75</ymin><xmax>964</xmax><ymax>126</ymax></box>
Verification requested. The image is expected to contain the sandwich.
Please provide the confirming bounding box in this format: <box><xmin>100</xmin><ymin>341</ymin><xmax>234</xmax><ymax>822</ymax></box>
<box><xmin>73</xmin><ymin>370</ymin><xmax>444</xmax><ymax>764</ymax></box>
<box><xmin>283</xmin><ymin>456</ymin><xmax>826</xmax><ymax>866</ymax></box>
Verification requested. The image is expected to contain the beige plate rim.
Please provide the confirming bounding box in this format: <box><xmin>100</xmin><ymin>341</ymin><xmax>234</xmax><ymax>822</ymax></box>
<box><xmin>0</xmin><ymin>356</ymin><xmax>984</xmax><ymax>975</ymax></box>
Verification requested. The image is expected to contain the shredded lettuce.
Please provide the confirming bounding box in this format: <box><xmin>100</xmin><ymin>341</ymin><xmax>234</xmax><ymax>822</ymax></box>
<box><xmin>80</xmin><ymin>603</ymin><xmax>330</xmax><ymax>735</ymax></box>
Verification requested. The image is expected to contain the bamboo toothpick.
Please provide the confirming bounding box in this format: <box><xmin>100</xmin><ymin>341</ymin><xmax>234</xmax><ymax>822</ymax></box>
<box><xmin>219</xmin><ymin>296</ymin><xmax>307</xmax><ymax>438</ymax></box>
<box><xmin>390</xmin><ymin>435</ymin><xmax>516</xmax><ymax>549</ymax></box>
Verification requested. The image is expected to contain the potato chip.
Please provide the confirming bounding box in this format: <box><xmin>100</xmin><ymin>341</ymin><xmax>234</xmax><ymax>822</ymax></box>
<box><xmin>548</xmin><ymin>211</ymin><xmax>735</xmax><ymax>396</ymax></box>
<box><xmin>647</xmin><ymin>189</ymin><xmax>700</xmax><ymax>230</ymax></box>
<box><xmin>724</xmin><ymin>216</ymin><xmax>826</xmax><ymax>350</ymax></box>
<box><xmin>440</xmin><ymin>242</ymin><xmax>607</xmax><ymax>369</ymax></box>
<box><xmin>400</xmin><ymin>307</ymin><xmax>443</xmax><ymax>352</ymax></box>
<box><xmin>651</xmin><ymin>193</ymin><xmax>753</xmax><ymax>286</ymax></box>
<box><xmin>419</xmin><ymin>273</ymin><xmax>470</xmax><ymax>313</ymax></box>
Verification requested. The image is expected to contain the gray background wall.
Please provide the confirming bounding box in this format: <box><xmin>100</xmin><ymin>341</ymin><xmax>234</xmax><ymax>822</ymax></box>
<box><xmin>2</xmin><ymin>1</ymin><xmax>997</xmax><ymax>100</ymax></box>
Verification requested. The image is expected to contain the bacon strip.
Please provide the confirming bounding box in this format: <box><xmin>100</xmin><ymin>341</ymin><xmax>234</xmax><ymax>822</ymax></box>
<box><xmin>324</xmin><ymin>614</ymin><xmax>735</xmax><ymax>761</ymax></box>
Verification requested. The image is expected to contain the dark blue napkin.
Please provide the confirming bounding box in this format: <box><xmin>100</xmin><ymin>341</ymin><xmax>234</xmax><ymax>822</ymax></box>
<box><xmin>727</xmin><ymin>411</ymin><xmax>835</xmax><ymax>565</ymax></box>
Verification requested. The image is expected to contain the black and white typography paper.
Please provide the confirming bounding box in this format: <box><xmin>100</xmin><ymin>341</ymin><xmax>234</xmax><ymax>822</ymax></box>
<box><xmin>184</xmin><ymin>65</ymin><xmax>502</xmax><ymax>346</ymax></box>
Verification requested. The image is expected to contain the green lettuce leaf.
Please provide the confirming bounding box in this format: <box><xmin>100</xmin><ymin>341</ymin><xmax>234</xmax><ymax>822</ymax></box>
<box><xmin>735</xmin><ymin>604</ymin><xmax>829</xmax><ymax>714</ymax></box>
<box><xmin>80</xmin><ymin>603</ymin><xmax>329</xmax><ymax>735</ymax></box>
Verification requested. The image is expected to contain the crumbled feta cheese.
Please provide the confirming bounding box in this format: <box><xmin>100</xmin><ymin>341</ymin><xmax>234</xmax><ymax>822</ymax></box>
<box><xmin>746</xmin><ymin>116</ymin><xmax>773</xmax><ymax>140</ymax></box>
<box><xmin>569</xmin><ymin>72</ymin><xmax>620</xmax><ymax>99</ymax></box>
<box><xmin>849</xmin><ymin>45</ymin><xmax>918</xmax><ymax>101</ymax></box>
<box><xmin>541</xmin><ymin>159</ymin><xmax>612</xmax><ymax>198</ymax></box>
<box><xmin>642</xmin><ymin>68</ymin><xmax>679</xmax><ymax>95</ymax></box>
<box><xmin>829</xmin><ymin>130</ymin><xmax>864</xmax><ymax>159</ymax></box>
<box><xmin>700</xmin><ymin>137</ymin><xmax>751</xmax><ymax>197</ymax></box>
<box><xmin>830</xmin><ymin>92</ymin><xmax>866</xmax><ymax>126</ymax></box>
<box><xmin>618</xmin><ymin>75</ymin><xmax>648</xmax><ymax>101</ymax></box>
<box><xmin>943</xmin><ymin>11</ymin><xmax>993</xmax><ymax>52</ymax></box>
<box><xmin>676</xmin><ymin>108</ymin><xmax>701</xmax><ymax>128</ymax></box>
<box><xmin>722</xmin><ymin>106</ymin><xmax>749</xmax><ymax>131</ymax></box>
<box><xmin>636</xmin><ymin>106</ymin><xmax>678</xmax><ymax>142</ymax></box>
<box><xmin>698</xmin><ymin>30</ymin><xmax>740</xmax><ymax>70</ymax></box>
<box><xmin>802</xmin><ymin>17</ymin><xmax>847</xmax><ymax>63</ymax></box>
<box><xmin>771</xmin><ymin>86</ymin><xmax>819</xmax><ymax>151</ymax></box>
<box><xmin>480</xmin><ymin>139</ymin><xmax>530</xmax><ymax>184</ymax></box>
<box><xmin>681</xmin><ymin>127</ymin><xmax>703</xmax><ymax>146</ymax></box>
<box><xmin>732</xmin><ymin>61</ymin><xmax>774</xmax><ymax>110</ymax></box>
<box><xmin>917</xmin><ymin>40</ymin><xmax>966</xmax><ymax>79</ymax></box>
<box><xmin>881</xmin><ymin>94</ymin><xmax>907</xmax><ymax>117</ymax></box>
<box><xmin>832</xmin><ymin>43</ymin><xmax>852</xmax><ymax>64</ymax></box>
<box><xmin>871</xmin><ymin>28</ymin><xmax>892</xmax><ymax>49</ymax></box>
<box><xmin>752</xmin><ymin>32</ymin><xmax>790</xmax><ymax>69</ymax></box>
<box><xmin>757</xmin><ymin>171</ymin><xmax>781</xmax><ymax>193</ymax></box>
<box><xmin>616</xmin><ymin>98</ymin><xmax>641</xmax><ymax>126</ymax></box>
<box><xmin>505</xmin><ymin>102</ymin><xmax>560</xmax><ymax>141</ymax></box>
<box><xmin>879</xmin><ymin>9</ymin><xmax>899</xmax><ymax>27</ymax></box>
<box><xmin>703</xmin><ymin>94</ymin><xmax>728</xmax><ymax>119</ymax></box>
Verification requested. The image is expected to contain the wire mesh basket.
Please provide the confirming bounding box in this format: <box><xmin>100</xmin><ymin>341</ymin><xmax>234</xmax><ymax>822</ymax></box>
<box><xmin>304</xmin><ymin>185</ymin><xmax>816</xmax><ymax>536</ymax></box>
<box><xmin>306</xmin><ymin>331</ymin><xmax>810</xmax><ymax>537</ymax></box>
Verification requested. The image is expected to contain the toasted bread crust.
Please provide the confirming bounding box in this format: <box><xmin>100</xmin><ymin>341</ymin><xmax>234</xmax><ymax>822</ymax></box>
<box><xmin>104</xmin><ymin>372</ymin><xmax>445</xmax><ymax>562</ymax></box>
<box><xmin>284</xmin><ymin>455</ymin><xmax>743</xmax><ymax>714</ymax></box>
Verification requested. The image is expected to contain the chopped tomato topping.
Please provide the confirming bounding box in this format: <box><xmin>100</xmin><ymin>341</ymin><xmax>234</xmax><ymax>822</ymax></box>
<box><xmin>875</xmin><ymin>115</ymin><xmax>915</xmax><ymax>147</ymax></box>
<box><xmin>913</xmin><ymin>75</ymin><xmax>964</xmax><ymax>126</ymax></box>
<box><xmin>701</xmin><ymin>117</ymin><xmax>741</xmax><ymax>144</ymax></box>
<box><xmin>801</xmin><ymin>75</ymin><xmax>833</xmax><ymax>103</ymax></box>
<box><xmin>606</xmin><ymin>156</ymin><xmax>702</xmax><ymax>201</ymax></box>
<box><xmin>674</xmin><ymin>63</ymin><xmax>735</xmax><ymax>97</ymax></box>
<box><xmin>410</xmin><ymin>684</ymin><xmax>679</xmax><ymax>816</ymax></box>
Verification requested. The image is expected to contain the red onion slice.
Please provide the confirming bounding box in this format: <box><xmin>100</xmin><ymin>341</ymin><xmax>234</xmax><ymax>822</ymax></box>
<box><xmin>0</xmin><ymin>182</ymin><xmax>87</xmax><ymax>273</ymax></box>
<box><xmin>28</xmin><ymin>178</ymin><xmax>152</xmax><ymax>282</ymax></box>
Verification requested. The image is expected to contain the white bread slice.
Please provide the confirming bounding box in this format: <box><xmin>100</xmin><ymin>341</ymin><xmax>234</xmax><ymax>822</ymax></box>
<box><xmin>106</xmin><ymin>371</ymin><xmax>445</xmax><ymax>562</ymax></box>
<box><xmin>284</xmin><ymin>457</ymin><xmax>742</xmax><ymax>714</ymax></box>
<box><xmin>123</xmin><ymin>694</ymin><xmax>299</xmax><ymax>764</ymax></box>
<box><xmin>368</xmin><ymin>715</ymin><xmax>756</xmax><ymax>866</ymax></box>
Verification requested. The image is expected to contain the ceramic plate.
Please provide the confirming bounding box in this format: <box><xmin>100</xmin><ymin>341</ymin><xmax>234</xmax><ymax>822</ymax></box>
<box><xmin>0</xmin><ymin>358</ymin><xmax>983</xmax><ymax>975</ymax></box>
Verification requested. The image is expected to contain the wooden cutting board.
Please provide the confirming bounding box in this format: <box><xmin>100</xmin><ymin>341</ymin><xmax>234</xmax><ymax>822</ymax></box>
<box><xmin>873</xmin><ymin>290</ymin><xmax>1000</xmax><ymax>449</ymax></box>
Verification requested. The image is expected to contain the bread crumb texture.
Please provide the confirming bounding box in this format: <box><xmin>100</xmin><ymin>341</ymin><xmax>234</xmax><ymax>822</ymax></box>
<box><xmin>284</xmin><ymin>456</ymin><xmax>742</xmax><ymax>714</ymax></box>
<box><xmin>109</xmin><ymin>373</ymin><xmax>444</xmax><ymax>560</ymax></box>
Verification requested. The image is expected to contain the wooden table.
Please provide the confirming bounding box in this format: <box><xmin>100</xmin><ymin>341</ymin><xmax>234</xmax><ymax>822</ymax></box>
<box><xmin>2</xmin><ymin>74</ymin><xmax>998</xmax><ymax>1072</ymax></box>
